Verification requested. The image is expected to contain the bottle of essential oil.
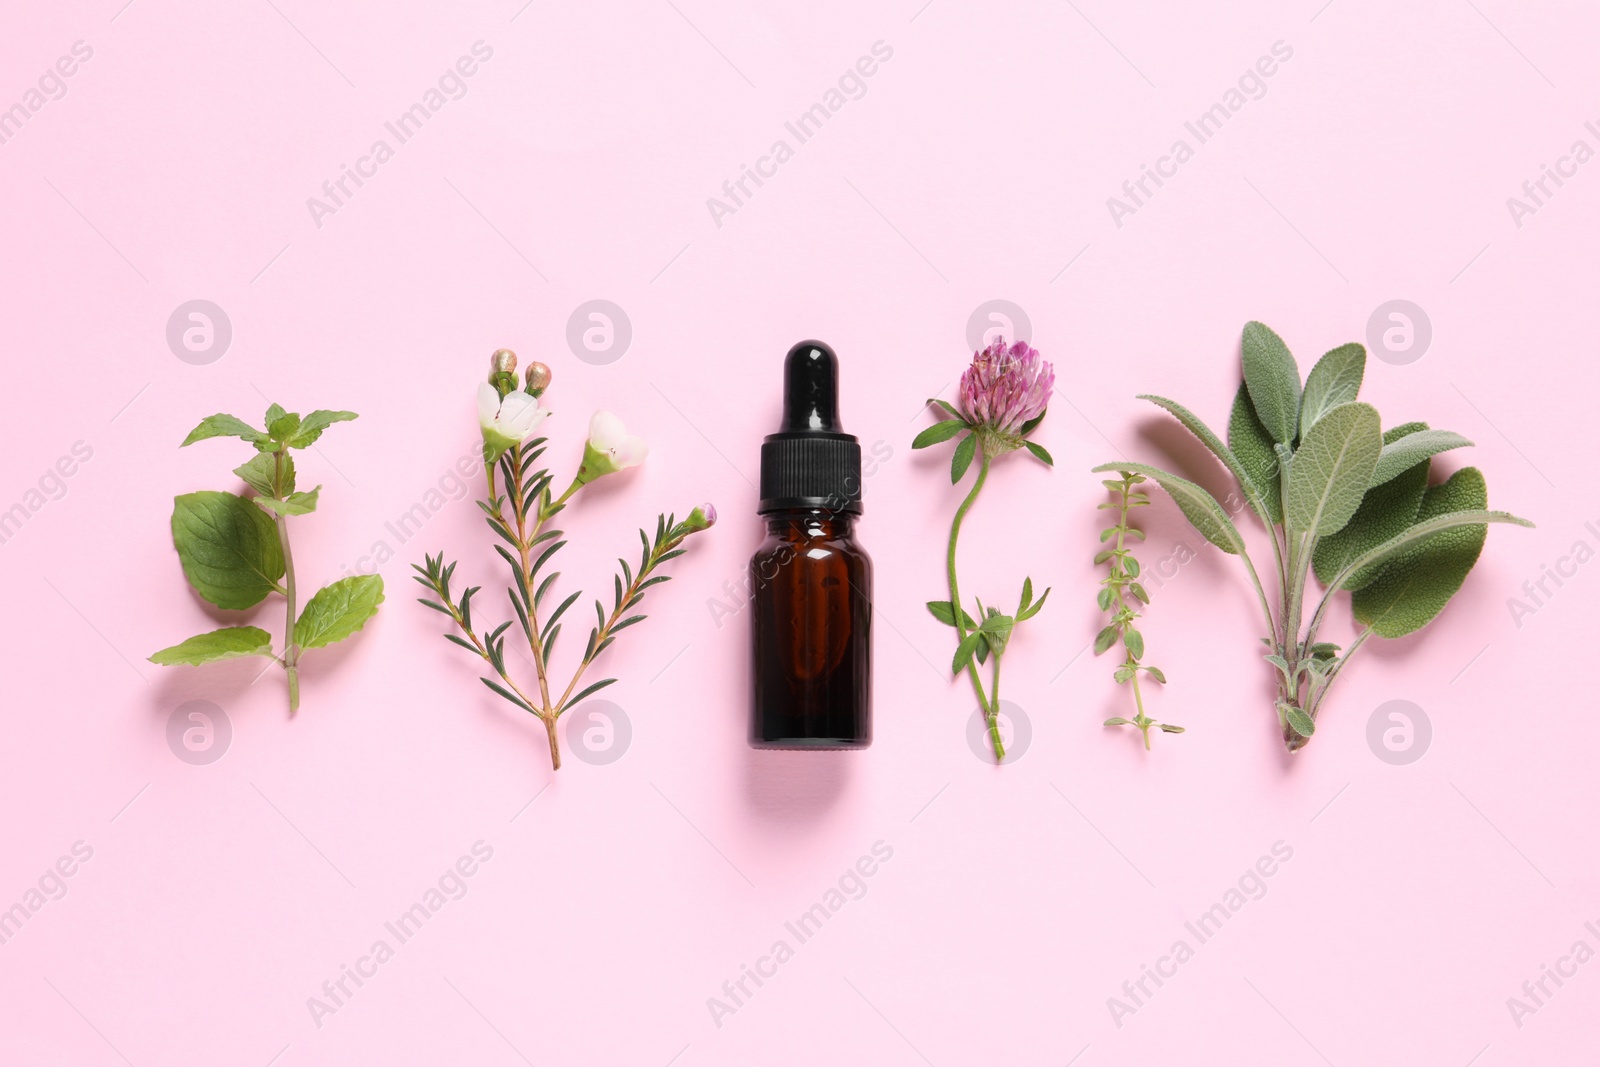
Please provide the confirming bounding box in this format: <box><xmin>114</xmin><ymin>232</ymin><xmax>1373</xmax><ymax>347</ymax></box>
<box><xmin>750</xmin><ymin>340</ymin><xmax>873</xmax><ymax>749</ymax></box>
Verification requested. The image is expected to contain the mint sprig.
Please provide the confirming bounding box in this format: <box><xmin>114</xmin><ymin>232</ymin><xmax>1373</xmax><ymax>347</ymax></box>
<box><xmin>151</xmin><ymin>404</ymin><xmax>382</xmax><ymax>711</ymax></box>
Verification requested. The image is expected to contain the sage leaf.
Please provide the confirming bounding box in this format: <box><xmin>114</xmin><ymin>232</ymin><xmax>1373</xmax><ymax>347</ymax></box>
<box><xmin>1329</xmin><ymin>507</ymin><xmax>1533</xmax><ymax>592</ymax></box>
<box><xmin>951</xmin><ymin>433</ymin><xmax>977</xmax><ymax>483</ymax></box>
<box><xmin>1312</xmin><ymin>422</ymin><xmax>1430</xmax><ymax>589</ymax></box>
<box><xmin>295</xmin><ymin>575</ymin><xmax>386</xmax><ymax>650</ymax></box>
<box><xmin>1299</xmin><ymin>343</ymin><xmax>1366</xmax><ymax>433</ymax></box>
<box><xmin>1141</xmin><ymin>393</ymin><xmax>1272</xmax><ymax>525</ymax></box>
<box><xmin>1370</xmin><ymin>429</ymin><xmax>1472</xmax><ymax>486</ymax></box>
<box><xmin>1285</xmin><ymin>707</ymin><xmax>1316</xmax><ymax>737</ymax></box>
<box><xmin>912</xmin><ymin>419</ymin><xmax>967</xmax><ymax>449</ymax></box>
<box><xmin>1227</xmin><ymin>382</ymin><xmax>1283</xmax><ymax>523</ymax></box>
<box><xmin>171</xmin><ymin>491</ymin><xmax>285</xmax><ymax>609</ymax></box>
<box><xmin>1241</xmin><ymin>321</ymin><xmax>1302</xmax><ymax>444</ymax></box>
<box><xmin>1286</xmin><ymin>402</ymin><xmax>1382</xmax><ymax>537</ymax></box>
<box><xmin>1353</xmin><ymin>467</ymin><xmax>1492</xmax><ymax>638</ymax></box>
<box><xmin>254</xmin><ymin>486</ymin><xmax>321</xmax><ymax>517</ymax></box>
<box><xmin>149</xmin><ymin>626</ymin><xmax>274</xmax><ymax>666</ymax></box>
<box><xmin>1104</xmin><ymin>716</ymin><xmax>1133</xmax><ymax>726</ymax></box>
<box><xmin>289</xmin><ymin>410</ymin><xmax>358</xmax><ymax>449</ymax></box>
<box><xmin>182</xmin><ymin>414</ymin><xmax>268</xmax><ymax>448</ymax></box>
<box><xmin>1090</xmin><ymin>462</ymin><xmax>1245</xmax><ymax>555</ymax></box>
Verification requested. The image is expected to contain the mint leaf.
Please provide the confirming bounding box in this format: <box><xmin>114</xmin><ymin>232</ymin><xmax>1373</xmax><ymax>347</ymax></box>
<box><xmin>171</xmin><ymin>491</ymin><xmax>285</xmax><ymax>609</ymax></box>
<box><xmin>234</xmin><ymin>453</ymin><xmax>293</xmax><ymax>497</ymax></box>
<box><xmin>266</xmin><ymin>407</ymin><xmax>301</xmax><ymax>443</ymax></box>
<box><xmin>182</xmin><ymin>414</ymin><xmax>267</xmax><ymax>448</ymax></box>
<box><xmin>912</xmin><ymin>419</ymin><xmax>967</xmax><ymax>449</ymax></box>
<box><xmin>150</xmin><ymin>626</ymin><xmax>274</xmax><ymax>666</ymax></box>
<box><xmin>1286</xmin><ymin>401</ymin><xmax>1382</xmax><ymax>537</ymax></box>
<box><xmin>1299</xmin><ymin>343</ymin><xmax>1366</xmax><ymax>433</ymax></box>
<box><xmin>1241</xmin><ymin>321</ymin><xmax>1302</xmax><ymax>444</ymax></box>
<box><xmin>254</xmin><ymin>486</ymin><xmax>320</xmax><ymax>517</ymax></box>
<box><xmin>295</xmin><ymin>575</ymin><xmax>385</xmax><ymax>650</ymax></box>
<box><xmin>290</xmin><ymin>410</ymin><xmax>358</xmax><ymax>449</ymax></box>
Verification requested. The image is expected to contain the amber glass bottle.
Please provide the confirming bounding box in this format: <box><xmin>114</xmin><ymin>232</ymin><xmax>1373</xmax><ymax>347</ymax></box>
<box><xmin>750</xmin><ymin>341</ymin><xmax>873</xmax><ymax>749</ymax></box>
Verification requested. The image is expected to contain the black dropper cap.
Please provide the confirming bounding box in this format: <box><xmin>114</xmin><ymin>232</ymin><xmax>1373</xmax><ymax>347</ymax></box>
<box><xmin>758</xmin><ymin>340</ymin><xmax>862</xmax><ymax>515</ymax></box>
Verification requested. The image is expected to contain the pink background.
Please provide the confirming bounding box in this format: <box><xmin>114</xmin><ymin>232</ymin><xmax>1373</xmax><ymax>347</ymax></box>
<box><xmin>2</xmin><ymin>0</ymin><xmax>1595</xmax><ymax>1063</ymax></box>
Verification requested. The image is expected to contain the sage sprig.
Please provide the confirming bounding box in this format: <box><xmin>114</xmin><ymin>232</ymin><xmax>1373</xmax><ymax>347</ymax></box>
<box><xmin>1095</xmin><ymin>321</ymin><xmax>1533</xmax><ymax>751</ymax></box>
<box><xmin>914</xmin><ymin>336</ymin><xmax>1053</xmax><ymax>763</ymax></box>
<box><xmin>1095</xmin><ymin>471</ymin><xmax>1182</xmax><ymax>747</ymax></box>
<box><xmin>416</xmin><ymin>351</ymin><xmax>713</xmax><ymax>771</ymax></box>
<box><xmin>150</xmin><ymin>404</ymin><xmax>383</xmax><ymax>711</ymax></box>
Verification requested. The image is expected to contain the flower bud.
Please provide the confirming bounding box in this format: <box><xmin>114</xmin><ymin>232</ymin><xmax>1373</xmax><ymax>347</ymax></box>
<box><xmin>488</xmin><ymin>349</ymin><xmax>519</xmax><ymax>397</ymax></box>
<box><xmin>686</xmin><ymin>503</ymin><xmax>717</xmax><ymax>531</ymax></box>
<box><xmin>524</xmin><ymin>361</ymin><xmax>552</xmax><ymax>398</ymax></box>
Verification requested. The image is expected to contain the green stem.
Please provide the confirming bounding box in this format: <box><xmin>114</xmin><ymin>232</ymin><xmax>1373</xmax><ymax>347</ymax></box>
<box><xmin>1130</xmin><ymin>667</ymin><xmax>1150</xmax><ymax>749</ymax></box>
<box><xmin>987</xmin><ymin>650</ymin><xmax>1005</xmax><ymax>760</ymax></box>
<box><xmin>553</xmin><ymin>531</ymin><xmax>682</xmax><ymax>714</ymax></box>
<box><xmin>273</xmin><ymin>448</ymin><xmax>299</xmax><ymax>713</ymax></box>
<box><xmin>948</xmin><ymin>450</ymin><xmax>999</xmax><ymax>757</ymax></box>
<box><xmin>1109</xmin><ymin>476</ymin><xmax>1152</xmax><ymax>748</ymax></box>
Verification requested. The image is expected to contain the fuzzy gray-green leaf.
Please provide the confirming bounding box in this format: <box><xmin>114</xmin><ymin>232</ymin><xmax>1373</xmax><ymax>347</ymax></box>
<box><xmin>1312</xmin><ymin>423</ymin><xmax>1430</xmax><ymax>589</ymax></box>
<box><xmin>1241</xmin><ymin>321</ymin><xmax>1302</xmax><ymax>444</ymax></box>
<box><xmin>1286</xmin><ymin>402</ymin><xmax>1383</xmax><ymax>537</ymax></box>
<box><xmin>1353</xmin><ymin>468</ymin><xmax>1492</xmax><ymax>638</ymax></box>
<box><xmin>1227</xmin><ymin>382</ymin><xmax>1283</xmax><ymax>524</ymax></box>
<box><xmin>171</xmin><ymin>491</ymin><xmax>286</xmax><ymax>609</ymax></box>
<box><xmin>1299</xmin><ymin>343</ymin><xmax>1366</xmax><ymax>432</ymax></box>
<box><xmin>1140</xmin><ymin>393</ymin><xmax>1270</xmax><ymax>525</ymax></box>
<box><xmin>1329</xmin><ymin>508</ymin><xmax>1533</xmax><ymax>592</ymax></box>
<box><xmin>1370</xmin><ymin>429</ymin><xmax>1473</xmax><ymax>486</ymax></box>
<box><xmin>1090</xmin><ymin>462</ymin><xmax>1245</xmax><ymax>555</ymax></box>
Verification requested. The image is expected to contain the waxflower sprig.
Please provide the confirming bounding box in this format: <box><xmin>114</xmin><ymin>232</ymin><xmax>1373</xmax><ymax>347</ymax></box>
<box><xmin>913</xmin><ymin>337</ymin><xmax>1054</xmax><ymax>763</ymax></box>
<box><xmin>1094</xmin><ymin>471</ymin><xmax>1182</xmax><ymax>747</ymax></box>
<box><xmin>416</xmin><ymin>351</ymin><xmax>714</xmax><ymax>771</ymax></box>
<box><xmin>1094</xmin><ymin>321</ymin><xmax>1532</xmax><ymax>751</ymax></box>
<box><xmin>150</xmin><ymin>404</ymin><xmax>384</xmax><ymax>712</ymax></box>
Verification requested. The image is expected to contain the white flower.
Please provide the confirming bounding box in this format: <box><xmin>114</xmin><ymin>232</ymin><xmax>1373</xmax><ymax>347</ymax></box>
<box><xmin>576</xmin><ymin>410</ymin><xmax>648</xmax><ymax>484</ymax></box>
<box><xmin>479</xmin><ymin>380</ymin><xmax>549</xmax><ymax>465</ymax></box>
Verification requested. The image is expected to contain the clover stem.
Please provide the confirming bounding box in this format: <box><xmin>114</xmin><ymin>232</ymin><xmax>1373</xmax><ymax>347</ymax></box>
<box><xmin>987</xmin><ymin>650</ymin><xmax>1005</xmax><ymax>761</ymax></box>
<box><xmin>947</xmin><ymin>449</ymin><xmax>999</xmax><ymax>758</ymax></box>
